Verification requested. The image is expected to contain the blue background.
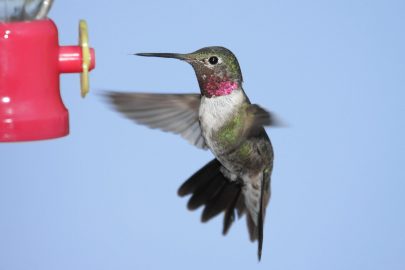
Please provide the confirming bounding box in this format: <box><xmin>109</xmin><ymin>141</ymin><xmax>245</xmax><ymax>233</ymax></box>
<box><xmin>1</xmin><ymin>0</ymin><xmax>404</xmax><ymax>269</ymax></box>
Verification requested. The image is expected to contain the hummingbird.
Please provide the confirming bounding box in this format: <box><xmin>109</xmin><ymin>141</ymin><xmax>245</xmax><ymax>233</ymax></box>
<box><xmin>107</xmin><ymin>46</ymin><xmax>277</xmax><ymax>260</ymax></box>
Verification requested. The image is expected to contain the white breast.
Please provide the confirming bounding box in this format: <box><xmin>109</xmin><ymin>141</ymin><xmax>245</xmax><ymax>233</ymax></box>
<box><xmin>198</xmin><ymin>89</ymin><xmax>245</xmax><ymax>149</ymax></box>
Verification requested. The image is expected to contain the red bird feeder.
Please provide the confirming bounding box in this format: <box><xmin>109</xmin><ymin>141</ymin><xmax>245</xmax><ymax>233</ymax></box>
<box><xmin>0</xmin><ymin>1</ymin><xmax>95</xmax><ymax>142</ymax></box>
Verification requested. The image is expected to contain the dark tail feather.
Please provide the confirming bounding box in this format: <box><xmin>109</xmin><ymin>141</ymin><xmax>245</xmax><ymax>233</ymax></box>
<box><xmin>178</xmin><ymin>159</ymin><xmax>243</xmax><ymax>235</ymax></box>
<box><xmin>202</xmin><ymin>182</ymin><xmax>239</xmax><ymax>222</ymax></box>
<box><xmin>178</xmin><ymin>159</ymin><xmax>220</xmax><ymax>196</ymax></box>
<box><xmin>187</xmin><ymin>173</ymin><xmax>226</xmax><ymax>210</ymax></box>
<box><xmin>223</xmin><ymin>188</ymin><xmax>242</xmax><ymax>235</ymax></box>
<box><xmin>257</xmin><ymin>171</ymin><xmax>266</xmax><ymax>261</ymax></box>
<box><xmin>246</xmin><ymin>170</ymin><xmax>269</xmax><ymax>261</ymax></box>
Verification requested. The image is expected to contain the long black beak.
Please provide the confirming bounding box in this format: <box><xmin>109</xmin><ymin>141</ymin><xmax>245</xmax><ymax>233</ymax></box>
<box><xmin>135</xmin><ymin>52</ymin><xmax>190</xmax><ymax>61</ymax></box>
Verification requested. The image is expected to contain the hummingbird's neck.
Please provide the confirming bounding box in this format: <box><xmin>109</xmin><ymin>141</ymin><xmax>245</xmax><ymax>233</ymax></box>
<box><xmin>200</xmin><ymin>75</ymin><xmax>240</xmax><ymax>98</ymax></box>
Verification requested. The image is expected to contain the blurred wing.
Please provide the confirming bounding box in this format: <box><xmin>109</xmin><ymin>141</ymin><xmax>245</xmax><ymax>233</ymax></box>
<box><xmin>106</xmin><ymin>92</ymin><xmax>207</xmax><ymax>149</ymax></box>
<box><xmin>244</xmin><ymin>104</ymin><xmax>282</xmax><ymax>137</ymax></box>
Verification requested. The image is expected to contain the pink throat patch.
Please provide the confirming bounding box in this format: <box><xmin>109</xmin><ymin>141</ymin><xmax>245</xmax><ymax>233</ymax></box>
<box><xmin>204</xmin><ymin>80</ymin><xmax>239</xmax><ymax>97</ymax></box>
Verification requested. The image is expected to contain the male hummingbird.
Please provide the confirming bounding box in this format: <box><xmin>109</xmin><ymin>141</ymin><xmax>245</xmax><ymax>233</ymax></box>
<box><xmin>107</xmin><ymin>47</ymin><xmax>277</xmax><ymax>260</ymax></box>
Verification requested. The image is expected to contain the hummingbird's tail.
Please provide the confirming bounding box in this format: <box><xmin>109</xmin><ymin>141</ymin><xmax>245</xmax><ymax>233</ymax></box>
<box><xmin>178</xmin><ymin>159</ymin><xmax>245</xmax><ymax>234</ymax></box>
<box><xmin>178</xmin><ymin>159</ymin><xmax>269</xmax><ymax>261</ymax></box>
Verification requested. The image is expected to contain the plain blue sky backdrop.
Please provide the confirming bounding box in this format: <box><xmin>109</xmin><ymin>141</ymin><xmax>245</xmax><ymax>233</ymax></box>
<box><xmin>1</xmin><ymin>0</ymin><xmax>404</xmax><ymax>269</ymax></box>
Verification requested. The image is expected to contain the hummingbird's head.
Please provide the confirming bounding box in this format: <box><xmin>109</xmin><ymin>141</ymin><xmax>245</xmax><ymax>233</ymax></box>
<box><xmin>136</xmin><ymin>46</ymin><xmax>243</xmax><ymax>98</ymax></box>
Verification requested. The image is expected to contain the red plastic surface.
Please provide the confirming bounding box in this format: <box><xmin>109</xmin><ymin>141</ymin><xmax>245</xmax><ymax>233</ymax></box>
<box><xmin>0</xmin><ymin>19</ymin><xmax>95</xmax><ymax>142</ymax></box>
<box><xmin>59</xmin><ymin>46</ymin><xmax>95</xmax><ymax>73</ymax></box>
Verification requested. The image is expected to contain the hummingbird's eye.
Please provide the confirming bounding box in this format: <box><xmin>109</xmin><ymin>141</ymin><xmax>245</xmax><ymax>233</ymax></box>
<box><xmin>208</xmin><ymin>56</ymin><xmax>219</xmax><ymax>65</ymax></box>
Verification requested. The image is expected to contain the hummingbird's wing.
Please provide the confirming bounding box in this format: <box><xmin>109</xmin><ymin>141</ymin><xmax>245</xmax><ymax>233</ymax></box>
<box><xmin>244</xmin><ymin>104</ymin><xmax>281</xmax><ymax>137</ymax></box>
<box><xmin>106</xmin><ymin>92</ymin><xmax>207</xmax><ymax>149</ymax></box>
